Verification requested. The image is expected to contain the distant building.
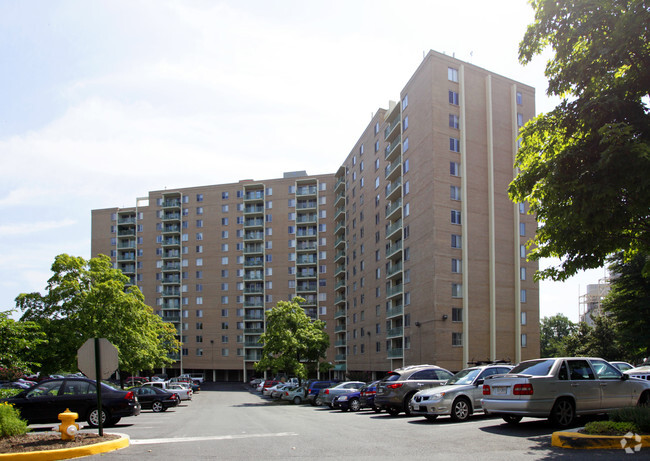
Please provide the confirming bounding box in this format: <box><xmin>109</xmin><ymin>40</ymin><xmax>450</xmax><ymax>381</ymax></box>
<box><xmin>579</xmin><ymin>279</ymin><xmax>611</xmax><ymax>327</ymax></box>
<box><xmin>91</xmin><ymin>50</ymin><xmax>539</xmax><ymax>381</ymax></box>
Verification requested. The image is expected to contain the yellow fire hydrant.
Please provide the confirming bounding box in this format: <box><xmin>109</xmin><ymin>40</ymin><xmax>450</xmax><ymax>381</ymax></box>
<box><xmin>57</xmin><ymin>408</ymin><xmax>80</xmax><ymax>441</ymax></box>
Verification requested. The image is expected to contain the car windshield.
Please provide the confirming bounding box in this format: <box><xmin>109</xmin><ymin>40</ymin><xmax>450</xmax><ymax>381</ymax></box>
<box><xmin>446</xmin><ymin>368</ymin><xmax>480</xmax><ymax>385</ymax></box>
<box><xmin>382</xmin><ymin>373</ymin><xmax>401</xmax><ymax>382</ymax></box>
<box><xmin>509</xmin><ymin>359</ymin><xmax>556</xmax><ymax>376</ymax></box>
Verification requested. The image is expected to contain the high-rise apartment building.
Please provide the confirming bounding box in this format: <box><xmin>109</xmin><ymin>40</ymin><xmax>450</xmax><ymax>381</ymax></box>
<box><xmin>91</xmin><ymin>50</ymin><xmax>539</xmax><ymax>381</ymax></box>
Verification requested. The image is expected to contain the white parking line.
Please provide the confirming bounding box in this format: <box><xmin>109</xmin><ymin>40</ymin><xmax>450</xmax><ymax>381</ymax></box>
<box><xmin>131</xmin><ymin>432</ymin><xmax>299</xmax><ymax>445</ymax></box>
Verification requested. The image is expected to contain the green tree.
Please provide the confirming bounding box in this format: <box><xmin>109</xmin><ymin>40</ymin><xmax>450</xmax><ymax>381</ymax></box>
<box><xmin>540</xmin><ymin>313</ymin><xmax>576</xmax><ymax>357</ymax></box>
<box><xmin>254</xmin><ymin>297</ymin><xmax>330</xmax><ymax>382</ymax></box>
<box><xmin>583</xmin><ymin>314</ymin><xmax>624</xmax><ymax>361</ymax></box>
<box><xmin>510</xmin><ymin>0</ymin><xmax>650</xmax><ymax>281</ymax></box>
<box><xmin>563</xmin><ymin>321</ymin><xmax>593</xmax><ymax>357</ymax></box>
<box><xmin>0</xmin><ymin>310</ymin><xmax>46</xmax><ymax>380</ymax></box>
<box><xmin>15</xmin><ymin>254</ymin><xmax>180</xmax><ymax>377</ymax></box>
<box><xmin>602</xmin><ymin>252</ymin><xmax>650</xmax><ymax>363</ymax></box>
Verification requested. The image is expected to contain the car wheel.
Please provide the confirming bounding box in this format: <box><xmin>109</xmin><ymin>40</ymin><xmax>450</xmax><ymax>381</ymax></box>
<box><xmin>293</xmin><ymin>396</ymin><xmax>302</xmax><ymax>405</ymax></box>
<box><xmin>341</xmin><ymin>406</ymin><xmax>349</xmax><ymax>412</ymax></box>
<box><xmin>373</xmin><ymin>405</ymin><xmax>382</xmax><ymax>413</ymax></box>
<box><xmin>315</xmin><ymin>396</ymin><xmax>323</xmax><ymax>406</ymax></box>
<box><xmin>87</xmin><ymin>408</ymin><xmax>109</xmax><ymax>428</ymax></box>
<box><xmin>349</xmin><ymin>398</ymin><xmax>360</xmax><ymax>412</ymax></box>
<box><xmin>549</xmin><ymin>398</ymin><xmax>575</xmax><ymax>428</ymax></box>
<box><xmin>450</xmin><ymin>398</ymin><xmax>471</xmax><ymax>422</ymax></box>
<box><xmin>638</xmin><ymin>391</ymin><xmax>650</xmax><ymax>407</ymax></box>
<box><xmin>403</xmin><ymin>393</ymin><xmax>416</xmax><ymax>416</ymax></box>
<box><xmin>152</xmin><ymin>401</ymin><xmax>164</xmax><ymax>413</ymax></box>
<box><xmin>387</xmin><ymin>407</ymin><xmax>401</xmax><ymax>417</ymax></box>
<box><xmin>425</xmin><ymin>415</ymin><xmax>438</xmax><ymax>422</ymax></box>
<box><xmin>109</xmin><ymin>417</ymin><xmax>121</xmax><ymax>426</ymax></box>
<box><xmin>503</xmin><ymin>415</ymin><xmax>522</xmax><ymax>425</ymax></box>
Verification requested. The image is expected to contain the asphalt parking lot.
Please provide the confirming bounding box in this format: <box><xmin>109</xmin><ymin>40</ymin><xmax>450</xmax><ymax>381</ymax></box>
<box><xmin>27</xmin><ymin>382</ymin><xmax>640</xmax><ymax>460</ymax></box>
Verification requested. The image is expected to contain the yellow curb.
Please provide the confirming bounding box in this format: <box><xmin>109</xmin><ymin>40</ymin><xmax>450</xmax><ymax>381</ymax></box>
<box><xmin>552</xmin><ymin>431</ymin><xmax>650</xmax><ymax>450</ymax></box>
<box><xmin>0</xmin><ymin>433</ymin><xmax>129</xmax><ymax>460</ymax></box>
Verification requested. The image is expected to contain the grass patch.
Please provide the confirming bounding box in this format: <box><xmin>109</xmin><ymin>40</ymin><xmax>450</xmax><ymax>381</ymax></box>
<box><xmin>583</xmin><ymin>420</ymin><xmax>640</xmax><ymax>436</ymax></box>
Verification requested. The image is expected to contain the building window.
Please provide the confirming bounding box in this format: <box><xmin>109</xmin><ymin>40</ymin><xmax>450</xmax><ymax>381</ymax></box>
<box><xmin>450</xmin><ymin>185</ymin><xmax>461</xmax><ymax>201</ymax></box>
<box><xmin>520</xmin><ymin>222</ymin><xmax>526</xmax><ymax>236</ymax></box>
<box><xmin>517</xmin><ymin>113</ymin><xmax>524</xmax><ymax>127</ymax></box>
<box><xmin>451</xmin><ymin>258</ymin><xmax>462</xmax><ymax>273</ymax></box>
<box><xmin>452</xmin><ymin>283</ymin><xmax>463</xmax><ymax>298</ymax></box>
<box><xmin>374</xmin><ymin>122</ymin><xmax>380</xmax><ymax>134</ymax></box>
<box><xmin>403</xmin><ymin>115</ymin><xmax>409</xmax><ymax>130</ymax></box>
<box><xmin>222</xmin><ymin>191</ymin><xmax>229</xmax><ymax>199</ymax></box>
<box><xmin>521</xmin><ymin>333</ymin><xmax>528</xmax><ymax>348</ymax></box>
<box><xmin>450</xmin><ymin>161</ymin><xmax>460</xmax><ymax>177</ymax></box>
<box><xmin>448</xmin><ymin>67</ymin><xmax>459</xmax><ymax>82</ymax></box>
<box><xmin>449</xmin><ymin>137</ymin><xmax>460</xmax><ymax>152</ymax></box>
<box><xmin>521</xmin><ymin>289</ymin><xmax>527</xmax><ymax>303</ymax></box>
<box><xmin>404</xmin><ymin>158</ymin><xmax>409</xmax><ymax>173</ymax></box>
<box><xmin>402</xmin><ymin>94</ymin><xmax>408</xmax><ymax>109</ymax></box>
<box><xmin>520</xmin><ymin>244</ymin><xmax>526</xmax><ymax>258</ymax></box>
<box><xmin>452</xmin><ymin>332</ymin><xmax>463</xmax><ymax>347</ymax></box>
<box><xmin>449</xmin><ymin>114</ymin><xmax>459</xmax><ymax>129</ymax></box>
<box><xmin>452</xmin><ymin>307</ymin><xmax>462</xmax><ymax>322</ymax></box>
<box><xmin>403</xmin><ymin>137</ymin><xmax>409</xmax><ymax>152</ymax></box>
<box><xmin>451</xmin><ymin>234</ymin><xmax>462</xmax><ymax>249</ymax></box>
<box><xmin>521</xmin><ymin>311</ymin><xmax>527</xmax><ymax>325</ymax></box>
<box><xmin>516</xmin><ymin>91</ymin><xmax>523</xmax><ymax>105</ymax></box>
<box><xmin>222</xmin><ymin>217</ymin><xmax>229</xmax><ymax>225</ymax></box>
<box><xmin>520</xmin><ymin>267</ymin><xmax>526</xmax><ymax>280</ymax></box>
<box><xmin>449</xmin><ymin>90</ymin><xmax>459</xmax><ymax>105</ymax></box>
<box><xmin>451</xmin><ymin>210</ymin><xmax>462</xmax><ymax>225</ymax></box>
<box><xmin>196</xmin><ymin>194</ymin><xmax>203</xmax><ymax>202</ymax></box>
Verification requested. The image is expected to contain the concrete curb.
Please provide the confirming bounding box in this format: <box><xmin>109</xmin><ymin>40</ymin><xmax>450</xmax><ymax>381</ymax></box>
<box><xmin>0</xmin><ymin>433</ymin><xmax>129</xmax><ymax>460</ymax></box>
<box><xmin>552</xmin><ymin>430</ymin><xmax>650</xmax><ymax>450</ymax></box>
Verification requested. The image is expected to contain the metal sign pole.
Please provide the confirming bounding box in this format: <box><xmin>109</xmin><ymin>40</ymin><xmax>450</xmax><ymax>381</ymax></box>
<box><xmin>94</xmin><ymin>337</ymin><xmax>104</xmax><ymax>436</ymax></box>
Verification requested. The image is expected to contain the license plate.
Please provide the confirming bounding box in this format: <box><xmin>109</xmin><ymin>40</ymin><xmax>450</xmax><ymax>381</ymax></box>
<box><xmin>492</xmin><ymin>386</ymin><xmax>508</xmax><ymax>395</ymax></box>
<box><xmin>412</xmin><ymin>405</ymin><xmax>420</xmax><ymax>411</ymax></box>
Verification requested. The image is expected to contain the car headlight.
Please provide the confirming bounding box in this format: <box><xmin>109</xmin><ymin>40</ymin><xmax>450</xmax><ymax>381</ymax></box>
<box><xmin>338</xmin><ymin>395</ymin><xmax>348</xmax><ymax>401</ymax></box>
<box><xmin>430</xmin><ymin>393</ymin><xmax>445</xmax><ymax>400</ymax></box>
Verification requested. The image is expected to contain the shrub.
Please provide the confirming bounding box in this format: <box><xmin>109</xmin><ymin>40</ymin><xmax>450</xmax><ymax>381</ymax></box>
<box><xmin>0</xmin><ymin>389</ymin><xmax>22</xmax><ymax>399</ymax></box>
<box><xmin>610</xmin><ymin>406</ymin><xmax>650</xmax><ymax>434</ymax></box>
<box><xmin>0</xmin><ymin>402</ymin><xmax>29</xmax><ymax>438</ymax></box>
<box><xmin>583</xmin><ymin>420</ymin><xmax>640</xmax><ymax>436</ymax></box>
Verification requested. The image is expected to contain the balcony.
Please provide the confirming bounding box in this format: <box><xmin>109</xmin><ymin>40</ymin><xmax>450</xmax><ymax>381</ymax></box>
<box><xmin>297</xmin><ymin>283</ymin><xmax>317</xmax><ymax>292</ymax></box>
<box><xmin>386</xmin><ymin>283</ymin><xmax>403</xmax><ymax>299</ymax></box>
<box><xmin>386</xmin><ymin>240</ymin><xmax>403</xmax><ymax>259</ymax></box>
<box><xmin>385</xmin><ymin>198</ymin><xmax>402</xmax><ymax>220</ymax></box>
<box><xmin>296</xmin><ymin>255</ymin><xmax>316</xmax><ymax>265</ymax></box>
<box><xmin>335</xmin><ymin>339</ymin><xmax>346</xmax><ymax>347</ymax></box>
<box><xmin>119</xmin><ymin>264</ymin><xmax>135</xmax><ymax>274</ymax></box>
<box><xmin>384</xmin><ymin>117</ymin><xmax>401</xmax><ymax>142</ymax></box>
<box><xmin>117</xmin><ymin>229</ymin><xmax>135</xmax><ymax>237</ymax></box>
<box><xmin>245</xmin><ymin>351</ymin><xmax>263</xmax><ymax>361</ymax></box>
<box><xmin>162</xmin><ymin>262</ymin><xmax>181</xmax><ymax>271</ymax></box>
<box><xmin>385</xmin><ymin>159</ymin><xmax>402</xmax><ymax>181</ymax></box>
<box><xmin>163</xmin><ymin>225</ymin><xmax>181</xmax><ymax>234</ymax></box>
<box><xmin>335</xmin><ymin>177</ymin><xmax>345</xmax><ymax>191</ymax></box>
<box><xmin>386</xmin><ymin>304</ymin><xmax>403</xmax><ymax>318</ymax></box>
<box><xmin>163</xmin><ymin>300</ymin><xmax>180</xmax><ymax>309</ymax></box>
<box><xmin>244</xmin><ymin>191</ymin><xmax>264</xmax><ymax>201</ymax></box>
<box><xmin>334</xmin><ymin>308</ymin><xmax>346</xmax><ymax>319</ymax></box>
<box><xmin>296</xmin><ymin>214</ymin><xmax>317</xmax><ymax>224</ymax></box>
<box><xmin>244</xmin><ymin>231</ymin><xmax>264</xmax><ymax>241</ymax></box>
<box><xmin>244</xmin><ymin>327</ymin><xmax>264</xmax><ymax>334</ymax></box>
<box><xmin>244</xmin><ymin>340</ymin><xmax>263</xmax><ymax>348</ymax></box>
<box><xmin>387</xmin><ymin>347</ymin><xmax>404</xmax><ymax>359</ymax></box>
<box><xmin>117</xmin><ymin>241</ymin><xmax>136</xmax><ymax>249</ymax></box>
<box><xmin>244</xmin><ymin>218</ymin><xmax>264</xmax><ymax>227</ymax></box>
<box><xmin>296</xmin><ymin>185</ymin><xmax>317</xmax><ymax>196</ymax></box>
<box><xmin>243</xmin><ymin>271</ymin><xmax>263</xmax><ymax>281</ymax></box>
<box><xmin>244</xmin><ymin>258</ymin><xmax>264</xmax><ymax>267</ymax></box>
<box><xmin>117</xmin><ymin>216</ymin><xmax>136</xmax><ymax>225</ymax></box>
<box><xmin>385</xmin><ymin>178</ymin><xmax>402</xmax><ymax>201</ymax></box>
<box><xmin>386</xmin><ymin>261</ymin><xmax>403</xmax><ymax>278</ymax></box>
<box><xmin>296</xmin><ymin>200</ymin><xmax>317</xmax><ymax>210</ymax></box>
<box><xmin>335</xmin><ymin>192</ymin><xmax>345</xmax><ymax>206</ymax></box>
<box><xmin>335</xmin><ymin>354</ymin><xmax>346</xmax><ymax>362</ymax></box>
<box><xmin>387</xmin><ymin>326</ymin><xmax>404</xmax><ymax>338</ymax></box>
<box><xmin>162</xmin><ymin>212</ymin><xmax>181</xmax><ymax>221</ymax></box>
<box><xmin>334</xmin><ymin>325</ymin><xmax>346</xmax><ymax>333</ymax></box>
<box><xmin>117</xmin><ymin>252</ymin><xmax>135</xmax><ymax>261</ymax></box>
<box><xmin>162</xmin><ymin>288</ymin><xmax>180</xmax><ymax>297</ymax></box>
<box><xmin>297</xmin><ymin>270</ymin><xmax>316</xmax><ymax>279</ymax></box>
<box><xmin>296</xmin><ymin>241</ymin><xmax>317</xmax><ymax>252</ymax></box>
<box><xmin>163</xmin><ymin>238</ymin><xmax>181</xmax><ymax>246</ymax></box>
<box><xmin>244</xmin><ymin>298</ymin><xmax>264</xmax><ymax>307</ymax></box>
<box><xmin>335</xmin><ymin>264</ymin><xmax>345</xmax><ymax>276</ymax></box>
<box><xmin>162</xmin><ymin>314</ymin><xmax>180</xmax><ymax>323</ymax></box>
<box><xmin>335</xmin><ymin>295</ymin><xmax>346</xmax><ymax>305</ymax></box>
<box><xmin>334</xmin><ymin>250</ymin><xmax>345</xmax><ymax>263</ymax></box>
<box><xmin>244</xmin><ymin>285</ymin><xmax>264</xmax><ymax>294</ymax></box>
<box><xmin>162</xmin><ymin>199</ymin><xmax>181</xmax><ymax>208</ymax></box>
<box><xmin>244</xmin><ymin>244</ymin><xmax>263</xmax><ymax>254</ymax></box>
<box><xmin>384</xmin><ymin>136</ymin><xmax>402</xmax><ymax>161</ymax></box>
<box><xmin>335</xmin><ymin>206</ymin><xmax>345</xmax><ymax>219</ymax></box>
<box><xmin>162</xmin><ymin>276</ymin><xmax>180</xmax><ymax>284</ymax></box>
<box><xmin>334</xmin><ymin>223</ymin><xmax>345</xmax><ymax>236</ymax></box>
<box><xmin>244</xmin><ymin>205</ymin><xmax>264</xmax><ymax>214</ymax></box>
<box><xmin>296</xmin><ymin>227</ymin><xmax>317</xmax><ymax>237</ymax></box>
<box><xmin>386</xmin><ymin>219</ymin><xmax>403</xmax><ymax>240</ymax></box>
<box><xmin>163</xmin><ymin>250</ymin><xmax>180</xmax><ymax>259</ymax></box>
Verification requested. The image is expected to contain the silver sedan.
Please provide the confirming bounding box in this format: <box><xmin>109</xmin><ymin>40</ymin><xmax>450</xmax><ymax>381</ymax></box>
<box><xmin>481</xmin><ymin>357</ymin><xmax>650</xmax><ymax>428</ymax></box>
<box><xmin>410</xmin><ymin>364</ymin><xmax>512</xmax><ymax>422</ymax></box>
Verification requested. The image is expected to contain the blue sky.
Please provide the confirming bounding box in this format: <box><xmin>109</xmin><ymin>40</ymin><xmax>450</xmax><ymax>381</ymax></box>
<box><xmin>0</xmin><ymin>0</ymin><xmax>606</xmax><ymax>321</ymax></box>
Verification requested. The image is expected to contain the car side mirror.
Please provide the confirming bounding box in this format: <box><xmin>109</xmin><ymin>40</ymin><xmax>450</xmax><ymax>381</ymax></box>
<box><xmin>622</xmin><ymin>374</ymin><xmax>629</xmax><ymax>381</ymax></box>
<box><xmin>475</xmin><ymin>379</ymin><xmax>484</xmax><ymax>386</ymax></box>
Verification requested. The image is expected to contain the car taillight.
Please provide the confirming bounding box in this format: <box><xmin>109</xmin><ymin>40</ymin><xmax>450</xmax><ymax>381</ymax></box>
<box><xmin>387</xmin><ymin>383</ymin><xmax>403</xmax><ymax>389</ymax></box>
<box><xmin>483</xmin><ymin>385</ymin><xmax>490</xmax><ymax>395</ymax></box>
<box><xmin>284</xmin><ymin>392</ymin><xmax>289</xmax><ymax>396</ymax></box>
<box><xmin>513</xmin><ymin>384</ymin><xmax>533</xmax><ymax>395</ymax></box>
<box><xmin>125</xmin><ymin>391</ymin><xmax>135</xmax><ymax>400</ymax></box>
<box><xmin>324</xmin><ymin>389</ymin><xmax>329</xmax><ymax>394</ymax></box>
<box><xmin>171</xmin><ymin>393</ymin><xmax>178</xmax><ymax>400</ymax></box>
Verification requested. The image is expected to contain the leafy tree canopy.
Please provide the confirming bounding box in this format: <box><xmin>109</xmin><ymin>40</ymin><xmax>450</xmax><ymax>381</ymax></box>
<box><xmin>602</xmin><ymin>252</ymin><xmax>650</xmax><ymax>362</ymax></box>
<box><xmin>16</xmin><ymin>254</ymin><xmax>180</xmax><ymax>376</ymax></box>
<box><xmin>0</xmin><ymin>310</ymin><xmax>47</xmax><ymax>380</ymax></box>
<box><xmin>254</xmin><ymin>297</ymin><xmax>330</xmax><ymax>382</ymax></box>
<box><xmin>510</xmin><ymin>0</ymin><xmax>650</xmax><ymax>280</ymax></box>
<box><xmin>540</xmin><ymin>313</ymin><xmax>576</xmax><ymax>357</ymax></box>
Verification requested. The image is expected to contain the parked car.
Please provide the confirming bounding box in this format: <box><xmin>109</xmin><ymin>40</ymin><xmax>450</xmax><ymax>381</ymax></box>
<box><xmin>142</xmin><ymin>381</ymin><xmax>192</xmax><ymax>401</ymax></box>
<box><xmin>625</xmin><ymin>365</ymin><xmax>650</xmax><ymax>381</ymax></box>
<box><xmin>1</xmin><ymin>377</ymin><xmax>140</xmax><ymax>427</ymax></box>
<box><xmin>306</xmin><ymin>380</ymin><xmax>338</xmax><ymax>406</ymax></box>
<box><xmin>249</xmin><ymin>378</ymin><xmax>264</xmax><ymax>388</ymax></box>
<box><xmin>126</xmin><ymin>376</ymin><xmax>149</xmax><ymax>387</ymax></box>
<box><xmin>281</xmin><ymin>386</ymin><xmax>307</xmax><ymax>404</ymax></box>
<box><xmin>179</xmin><ymin>373</ymin><xmax>205</xmax><ymax>384</ymax></box>
<box><xmin>334</xmin><ymin>382</ymin><xmax>380</xmax><ymax>412</ymax></box>
<box><xmin>0</xmin><ymin>381</ymin><xmax>32</xmax><ymax>390</ymax></box>
<box><xmin>131</xmin><ymin>386</ymin><xmax>179</xmax><ymax>412</ymax></box>
<box><xmin>359</xmin><ymin>380</ymin><xmax>381</xmax><ymax>412</ymax></box>
<box><xmin>610</xmin><ymin>361</ymin><xmax>634</xmax><ymax>372</ymax></box>
<box><xmin>481</xmin><ymin>357</ymin><xmax>650</xmax><ymax>428</ymax></box>
<box><xmin>169</xmin><ymin>377</ymin><xmax>200</xmax><ymax>393</ymax></box>
<box><xmin>270</xmin><ymin>383</ymin><xmax>294</xmax><ymax>399</ymax></box>
<box><xmin>319</xmin><ymin>381</ymin><xmax>366</xmax><ymax>408</ymax></box>
<box><xmin>410</xmin><ymin>364</ymin><xmax>513</xmax><ymax>422</ymax></box>
<box><xmin>375</xmin><ymin>364</ymin><xmax>454</xmax><ymax>416</ymax></box>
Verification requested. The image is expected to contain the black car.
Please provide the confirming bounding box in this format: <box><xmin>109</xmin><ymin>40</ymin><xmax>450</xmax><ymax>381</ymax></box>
<box><xmin>1</xmin><ymin>377</ymin><xmax>141</xmax><ymax>427</ymax></box>
<box><xmin>131</xmin><ymin>386</ymin><xmax>179</xmax><ymax>412</ymax></box>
